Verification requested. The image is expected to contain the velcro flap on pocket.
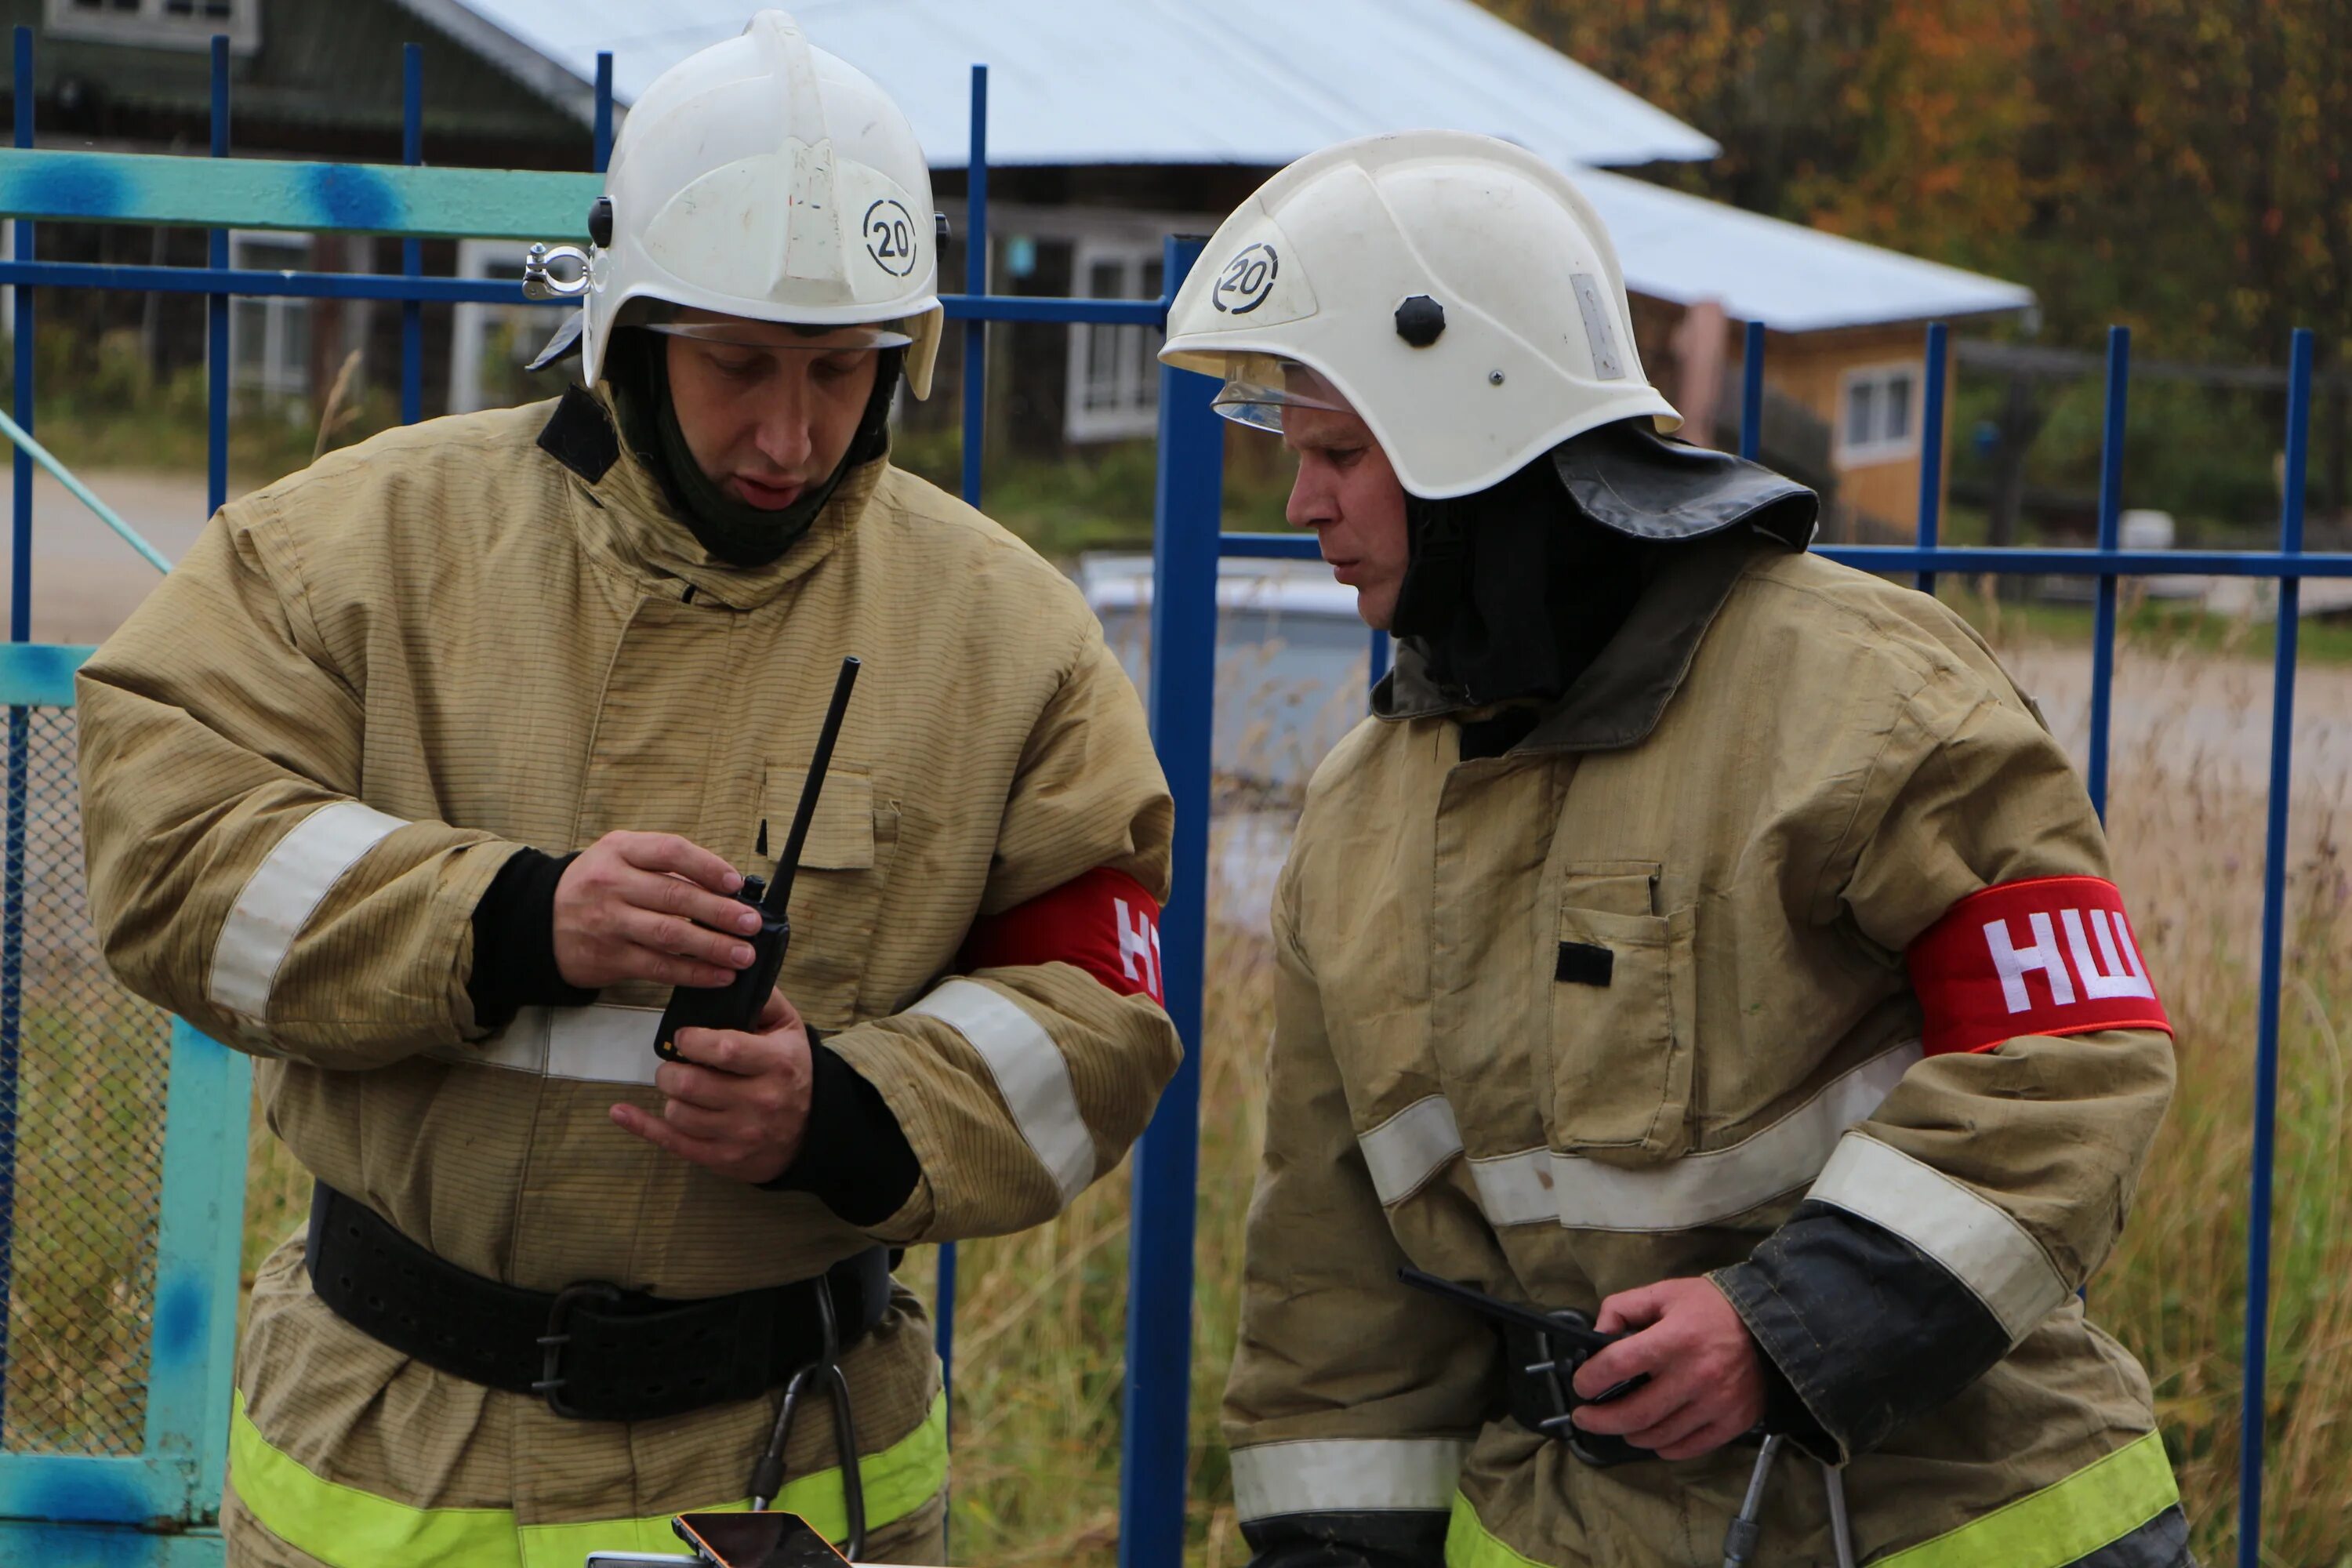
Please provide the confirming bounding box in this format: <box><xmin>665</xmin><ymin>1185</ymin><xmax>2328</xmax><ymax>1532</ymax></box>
<box><xmin>1548</xmin><ymin>900</ymin><xmax>1694</xmax><ymax>1163</ymax></box>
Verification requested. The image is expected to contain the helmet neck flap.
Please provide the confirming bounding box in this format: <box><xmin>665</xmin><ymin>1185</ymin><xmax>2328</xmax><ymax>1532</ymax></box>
<box><xmin>1392</xmin><ymin>419</ymin><xmax>1818</xmax><ymax>725</ymax></box>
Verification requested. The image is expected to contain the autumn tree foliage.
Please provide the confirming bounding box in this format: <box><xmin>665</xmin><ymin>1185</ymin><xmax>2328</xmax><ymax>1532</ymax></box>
<box><xmin>1486</xmin><ymin>0</ymin><xmax>2352</xmax><ymax>369</ymax></box>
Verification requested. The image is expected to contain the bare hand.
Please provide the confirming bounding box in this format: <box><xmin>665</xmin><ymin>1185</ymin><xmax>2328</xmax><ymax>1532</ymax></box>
<box><xmin>552</xmin><ymin>830</ymin><xmax>760</xmax><ymax>989</ymax></box>
<box><xmin>1569</xmin><ymin>1276</ymin><xmax>1766</xmax><ymax>1460</ymax></box>
<box><xmin>609</xmin><ymin>989</ymin><xmax>812</xmax><ymax>1185</ymax></box>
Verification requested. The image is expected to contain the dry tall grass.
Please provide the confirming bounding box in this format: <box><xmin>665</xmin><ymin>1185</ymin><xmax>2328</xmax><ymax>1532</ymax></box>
<box><xmin>222</xmin><ymin>614</ymin><xmax>2352</xmax><ymax>1566</ymax></box>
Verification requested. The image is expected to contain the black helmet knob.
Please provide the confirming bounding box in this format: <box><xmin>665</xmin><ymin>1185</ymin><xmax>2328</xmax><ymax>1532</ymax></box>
<box><xmin>588</xmin><ymin>196</ymin><xmax>615</xmax><ymax>249</ymax></box>
<box><xmin>1395</xmin><ymin>294</ymin><xmax>1446</xmax><ymax>347</ymax></box>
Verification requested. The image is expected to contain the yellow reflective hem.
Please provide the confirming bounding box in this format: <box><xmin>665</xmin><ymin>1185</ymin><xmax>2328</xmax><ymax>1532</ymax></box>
<box><xmin>1878</xmin><ymin>1430</ymin><xmax>2179</xmax><ymax>1568</ymax></box>
<box><xmin>1443</xmin><ymin>1492</ymin><xmax>1544</xmax><ymax>1568</ymax></box>
<box><xmin>1439</xmin><ymin>1432</ymin><xmax>2178</xmax><ymax>1568</ymax></box>
<box><xmin>231</xmin><ymin>1388</ymin><xmax>949</xmax><ymax>1568</ymax></box>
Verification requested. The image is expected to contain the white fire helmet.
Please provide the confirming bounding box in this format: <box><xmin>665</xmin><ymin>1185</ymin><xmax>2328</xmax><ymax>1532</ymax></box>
<box><xmin>1158</xmin><ymin>130</ymin><xmax>1681</xmax><ymax>499</ymax></box>
<box><xmin>526</xmin><ymin>10</ymin><xmax>943</xmax><ymax>397</ymax></box>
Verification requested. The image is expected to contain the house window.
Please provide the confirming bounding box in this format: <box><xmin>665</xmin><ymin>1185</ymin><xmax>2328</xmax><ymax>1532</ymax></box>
<box><xmin>227</xmin><ymin>231</ymin><xmax>310</xmax><ymax>405</ymax></box>
<box><xmin>47</xmin><ymin>0</ymin><xmax>260</xmax><ymax>54</ymax></box>
<box><xmin>1837</xmin><ymin>363</ymin><xmax>1920</xmax><ymax>466</ymax></box>
<box><xmin>1064</xmin><ymin>244</ymin><xmax>1164</xmax><ymax>443</ymax></box>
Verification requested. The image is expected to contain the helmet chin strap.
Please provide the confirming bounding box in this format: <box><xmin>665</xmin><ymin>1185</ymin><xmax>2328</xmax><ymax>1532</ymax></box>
<box><xmin>605</xmin><ymin>331</ymin><xmax>902</xmax><ymax>569</ymax></box>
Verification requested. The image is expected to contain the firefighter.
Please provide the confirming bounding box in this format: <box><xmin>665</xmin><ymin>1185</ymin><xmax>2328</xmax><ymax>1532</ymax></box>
<box><xmin>76</xmin><ymin>13</ymin><xmax>1179</xmax><ymax>1566</ymax></box>
<box><xmin>1160</xmin><ymin>131</ymin><xmax>2190</xmax><ymax>1568</ymax></box>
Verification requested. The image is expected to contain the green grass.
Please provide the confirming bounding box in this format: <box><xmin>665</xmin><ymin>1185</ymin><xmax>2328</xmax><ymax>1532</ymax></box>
<box><xmin>5</xmin><ymin>325</ymin><xmax>383</xmax><ymax>490</ymax></box>
<box><xmin>1934</xmin><ymin>579</ymin><xmax>2352</xmax><ymax>666</ymax></box>
<box><xmin>7</xmin><ymin>994</ymin><xmax>174</xmax><ymax>1457</ymax></box>
<box><xmin>890</xmin><ymin>423</ymin><xmax>1301</xmax><ymax>564</ymax></box>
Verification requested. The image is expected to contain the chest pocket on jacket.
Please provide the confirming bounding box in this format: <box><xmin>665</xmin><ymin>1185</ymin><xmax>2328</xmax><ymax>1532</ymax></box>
<box><xmin>762</xmin><ymin>761</ymin><xmax>900</xmax><ymax>1024</ymax></box>
<box><xmin>1544</xmin><ymin>865</ymin><xmax>1696</xmax><ymax>1164</ymax></box>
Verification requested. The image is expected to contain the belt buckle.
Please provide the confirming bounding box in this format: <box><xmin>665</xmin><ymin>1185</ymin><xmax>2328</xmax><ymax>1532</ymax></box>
<box><xmin>533</xmin><ymin>1281</ymin><xmax>624</xmax><ymax>1418</ymax></box>
<box><xmin>1521</xmin><ymin>1309</ymin><xmax>1626</xmax><ymax>1465</ymax></box>
<box><xmin>1523</xmin><ymin>1319</ymin><xmax>1582</xmax><ymax>1441</ymax></box>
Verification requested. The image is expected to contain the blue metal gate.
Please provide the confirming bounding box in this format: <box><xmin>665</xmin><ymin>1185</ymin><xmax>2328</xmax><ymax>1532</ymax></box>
<box><xmin>0</xmin><ymin>23</ymin><xmax>2339</xmax><ymax>1568</ymax></box>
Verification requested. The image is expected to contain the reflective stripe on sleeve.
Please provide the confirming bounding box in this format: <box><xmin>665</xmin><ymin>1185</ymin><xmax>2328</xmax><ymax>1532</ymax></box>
<box><xmin>1359</xmin><ymin>1096</ymin><xmax>1465</xmax><ymax>1205</ymax></box>
<box><xmin>208</xmin><ymin>801</ymin><xmax>406</xmax><ymax>1022</ymax></box>
<box><xmin>439</xmin><ymin>1004</ymin><xmax>665</xmax><ymax>1086</ymax></box>
<box><xmin>906</xmin><ymin>978</ymin><xmax>1094</xmax><ymax>1205</ymax></box>
<box><xmin>1806</xmin><ymin>1131</ymin><xmax>2070</xmax><ymax>1342</ymax></box>
<box><xmin>1229</xmin><ymin>1438</ymin><xmax>1468</xmax><ymax>1523</ymax></box>
<box><xmin>1470</xmin><ymin>1044</ymin><xmax>1919</xmax><ymax>1232</ymax></box>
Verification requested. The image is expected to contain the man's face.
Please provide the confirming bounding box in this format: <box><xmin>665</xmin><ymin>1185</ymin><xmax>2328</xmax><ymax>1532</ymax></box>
<box><xmin>1283</xmin><ymin>403</ymin><xmax>1410</xmax><ymax>630</ymax></box>
<box><xmin>663</xmin><ymin>314</ymin><xmax>881</xmax><ymax>512</ymax></box>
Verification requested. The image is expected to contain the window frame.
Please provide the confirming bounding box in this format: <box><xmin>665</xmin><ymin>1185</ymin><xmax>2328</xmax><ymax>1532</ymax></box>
<box><xmin>448</xmin><ymin>238</ymin><xmax>554</xmax><ymax>415</ymax></box>
<box><xmin>1835</xmin><ymin>360</ymin><xmax>1923</xmax><ymax>467</ymax></box>
<box><xmin>1063</xmin><ymin>238</ymin><xmax>1167</xmax><ymax>445</ymax></box>
<box><xmin>46</xmin><ymin>0</ymin><xmax>260</xmax><ymax>56</ymax></box>
<box><xmin>225</xmin><ymin>230</ymin><xmax>311</xmax><ymax>403</ymax></box>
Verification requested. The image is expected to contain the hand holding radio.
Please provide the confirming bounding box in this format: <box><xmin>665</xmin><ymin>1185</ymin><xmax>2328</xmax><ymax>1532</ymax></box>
<box><xmin>1568</xmin><ymin>1276</ymin><xmax>1767</xmax><ymax>1461</ymax></box>
<box><xmin>551</xmin><ymin>831</ymin><xmax>763</xmax><ymax>990</ymax></box>
<box><xmin>594</xmin><ymin>655</ymin><xmax>865</xmax><ymax>1185</ymax></box>
<box><xmin>651</xmin><ymin>656</ymin><xmax>861</xmax><ymax>1062</ymax></box>
<box><xmin>610</xmin><ymin>985</ymin><xmax>814</xmax><ymax>1184</ymax></box>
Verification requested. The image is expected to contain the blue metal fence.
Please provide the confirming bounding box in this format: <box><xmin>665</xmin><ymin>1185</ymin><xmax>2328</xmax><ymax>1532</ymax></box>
<box><xmin>0</xmin><ymin>23</ymin><xmax>2338</xmax><ymax>1568</ymax></box>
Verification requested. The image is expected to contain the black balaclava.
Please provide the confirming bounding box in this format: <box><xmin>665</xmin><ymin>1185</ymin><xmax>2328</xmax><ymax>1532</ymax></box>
<box><xmin>604</xmin><ymin>329</ymin><xmax>904</xmax><ymax>568</ymax></box>
<box><xmin>1386</xmin><ymin>418</ymin><xmax>1818</xmax><ymax>750</ymax></box>
<box><xmin>1388</xmin><ymin>449</ymin><xmax>1653</xmax><ymax>710</ymax></box>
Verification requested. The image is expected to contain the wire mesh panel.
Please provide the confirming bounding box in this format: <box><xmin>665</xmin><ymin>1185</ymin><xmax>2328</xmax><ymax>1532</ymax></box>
<box><xmin>2</xmin><ymin>704</ymin><xmax>172</xmax><ymax>1456</ymax></box>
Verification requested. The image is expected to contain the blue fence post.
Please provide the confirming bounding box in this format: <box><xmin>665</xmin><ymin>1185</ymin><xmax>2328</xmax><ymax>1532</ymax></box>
<box><xmin>958</xmin><ymin>64</ymin><xmax>989</xmax><ymax>509</ymax></box>
<box><xmin>400</xmin><ymin>43</ymin><xmax>423</xmax><ymax>426</ymax></box>
<box><xmin>2086</xmin><ymin>326</ymin><xmax>2129</xmax><ymax>822</ymax></box>
<box><xmin>1123</xmin><ymin>233</ymin><xmax>1216</xmax><ymax>1568</ymax></box>
<box><xmin>1738</xmin><ymin>319</ymin><xmax>1764</xmax><ymax>463</ymax></box>
<box><xmin>140</xmin><ymin>1019</ymin><xmax>255</xmax><ymax>1519</ymax></box>
<box><xmin>933</xmin><ymin>57</ymin><xmax>989</xmax><ymax>1422</ymax></box>
<box><xmin>8</xmin><ymin>25</ymin><xmax>27</xmax><ymax>645</ymax></box>
<box><xmin>2237</xmin><ymin>327</ymin><xmax>2312</xmax><ymax>1568</ymax></box>
<box><xmin>206</xmin><ymin>36</ymin><xmax>228</xmax><ymax>521</ymax></box>
<box><xmin>1915</xmin><ymin>322</ymin><xmax>1947</xmax><ymax>596</ymax></box>
<box><xmin>0</xmin><ymin>21</ymin><xmax>31</xmax><ymax>1439</ymax></box>
<box><xmin>1370</xmin><ymin>628</ymin><xmax>1390</xmax><ymax>691</ymax></box>
<box><xmin>592</xmin><ymin>52</ymin><xmax>613</xmax><ymax>174</ymax></box>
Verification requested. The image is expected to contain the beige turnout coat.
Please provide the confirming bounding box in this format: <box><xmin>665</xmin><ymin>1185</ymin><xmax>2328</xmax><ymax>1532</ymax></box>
<box><xmin>1228</xmin><ymin>535</ymin><xmax>2186</xmax><ymax>1568</ymax></box>
<box><xmin>77</xmin><ymin>392</ymin><xmax>1178</xmax><ymax>1567</ymax></box>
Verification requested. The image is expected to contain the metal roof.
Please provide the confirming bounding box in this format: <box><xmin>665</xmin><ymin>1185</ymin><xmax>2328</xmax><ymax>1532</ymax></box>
<box><xmin>412</xmin><ymin>0</ymin><xmax>1722</xmax><ymax>168</ymax></box>
<box><xmin>1578</xmin><ymin>169</ymin><xmax>2036</xmax><ymax>332</ymax></box>
<box><xmin>407</xmin><ymin>0</ymin><xmax>2031</xmax><ymax>332</ymax></box>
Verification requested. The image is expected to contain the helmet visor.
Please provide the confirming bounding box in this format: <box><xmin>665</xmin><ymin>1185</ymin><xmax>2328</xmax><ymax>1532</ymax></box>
<box><xmin>1210</xmin><ymin>354</ymin><xmax>1354</xmax><ymax>432</ymax></box>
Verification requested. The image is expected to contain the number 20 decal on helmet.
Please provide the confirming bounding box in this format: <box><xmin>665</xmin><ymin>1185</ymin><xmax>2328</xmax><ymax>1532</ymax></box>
<box><xmin>1213</xmin><ymin>244</ymin><xmax>1279</xmax><ymax>314</ymax></box>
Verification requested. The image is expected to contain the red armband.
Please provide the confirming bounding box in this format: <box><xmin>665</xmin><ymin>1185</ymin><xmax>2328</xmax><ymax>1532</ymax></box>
<box><xmin>1907</xmin><ymin>876</ymin><xmax>2171</xmax><ymax>1057</ymax></box>
<box><xmin>960</xmin><ymin>866</ymin><xmax>1165</xmax><ymax>1004</ymax></box>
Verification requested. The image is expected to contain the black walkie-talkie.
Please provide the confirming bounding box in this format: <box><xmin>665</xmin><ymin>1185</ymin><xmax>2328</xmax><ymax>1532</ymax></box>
<box><xmin>654</xmin><ymin>655</ymin><xmax>861</xmax><ymax>1062</ymax></box>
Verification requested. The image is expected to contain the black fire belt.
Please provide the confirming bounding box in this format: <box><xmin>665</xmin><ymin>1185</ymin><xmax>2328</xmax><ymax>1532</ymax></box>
<box><xmin>307</xmin><ymin>1182</ymin><xmax>890</xmax><ymax>1423</ymax></box>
